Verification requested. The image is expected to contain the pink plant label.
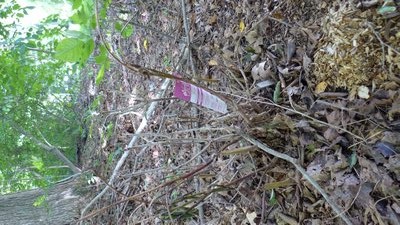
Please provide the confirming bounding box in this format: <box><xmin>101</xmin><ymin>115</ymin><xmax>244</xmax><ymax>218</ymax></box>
<box><xmin>173</xmin><ymin>78</ymin><xmax>228</xmax><ymax>114</ymax></box>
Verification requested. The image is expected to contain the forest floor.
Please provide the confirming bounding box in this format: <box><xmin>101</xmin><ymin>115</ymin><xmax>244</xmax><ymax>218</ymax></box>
<box><xmin>77</xmin><ymin>0</ymin><xmax>400</xmax><ymax>224</ymax></box>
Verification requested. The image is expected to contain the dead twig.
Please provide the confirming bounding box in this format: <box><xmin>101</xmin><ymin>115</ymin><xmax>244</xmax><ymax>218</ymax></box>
<box><xmin>78</xmin><ymin>158</ymin><xmax>214</xmax><ymax>221</ymax></box>
<box><xmin>367</xmin><ymin>22</ymin><xmax>400</xmax><ymax>56</ymax></box>
<box><xmin>179</xmin><ymin>0</ymin><xmax>205</xmax><ymax>223</ymax></box>
<box><xmin>238</xmin><ymin>132</ymin><xmax>354</xmax><ymax>225</ymax></box>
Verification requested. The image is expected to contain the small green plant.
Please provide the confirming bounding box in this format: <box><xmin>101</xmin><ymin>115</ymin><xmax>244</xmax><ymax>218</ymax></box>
<box><xmin>269</xmin><ymin>189</ymin><xmax>277</xmax><ymax>205</ymax></box>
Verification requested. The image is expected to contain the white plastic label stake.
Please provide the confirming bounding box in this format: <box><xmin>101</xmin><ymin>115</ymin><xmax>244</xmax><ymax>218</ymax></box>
<box><xmin>174</xmin><ymin>78</ymin><xmax>228</xmax><ymax>114</ymax></box>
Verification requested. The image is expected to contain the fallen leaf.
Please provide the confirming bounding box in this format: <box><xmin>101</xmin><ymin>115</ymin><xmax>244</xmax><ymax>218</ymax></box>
<box><xmin>387</xmin><ymin>155</ymin><xmax>400</xmax><ymax>181</ymax></box>
<box><xmin>245</xmin><ymin>30</ymin><xmax>258</xmax><ymax>44</ymax></box>
<box><xmin>277</xmin><ymin>66</ymin><xmax>290</xmax><ymax>75</ymax></box>
<box><xmin>374</xmin><ymin>141</ymin><xmax>398</xmax><ymax>157</ymax></box>
<box><xmin>349</xmin><ymin>151</ymin><xmax>357</xmax><ymax>168</ymax></box>
<box><xmin>358</xmin><ymin>85</ymin><xmax>370</xmax><ymax>99</ymax></box>
<box><xmin>326</xmin><ymin>110</ymin><xmax>341</xmax><ymax>126</ymax></box>
<box><xmin>277</xmin><ymin>213</ymin><xmax>298</xmax><ymax>225</ymax></box>
<box><xmin>287</xmin><ymin>86</ymin><xmax>302</xmax><ymax>96</ymax></box>
<box><xmin>143</xmin><ymin>39</ymin><xmax>148</xmax><ymax>51</ymax></box>
<box><xmin>315</xmin><ymin>81</ymin><xmax>328</xmax><ymax>94</ymax></box>
<box><xmin>388</xmin><ymin>96</ymin><xmax>400</xmax><ymax>121</ymax></box>
<box><xmin>253</xmin><ymin>38</ymin><xmax>263</xmax><ymax>54</ymax></box>
<box><xmin>382</xmin><ymin>131</ymin><xmax>400</xmax><ymax>145</ymax></box>
<box><xmin>323</xmin><ymin>128</ymin><xmax>339</xmax><ymax>141</ymax></box>
<box><xmin>264</xmin><ymin>179</ymin><xmax>296</xmax><ymax>190</ymax></box>
<box><xmin>246</xmin><ymin>212</ymin><xmax>257</xmax><ymax>225</ymax></box>
<box><xmin>239</xmin><ymin>20</ymin><xmax>245</xmax><ymax>32</ymax></box>
<box><xmin>208</xmin><ymin>14</ymin><xmax>217</xmax><ymax>25</ymax></box>
<box><xmin>256</xmin><ymin>80</ymin><xmax>275</xmax><ymax>88</ymax></box>
<box><xmin>221</xmin><ymin>146</ymin><xmax>257</xmax><ymax>155</ymax></box>
<box><xmin>251</xmin><ymin>61</ymin><xmax>273</xmax><ymax>81</ymax></box>
<box><xmin>208</xmin><ymin>59</ymin><xmax>218</xmax><ymax>66</ymax></box>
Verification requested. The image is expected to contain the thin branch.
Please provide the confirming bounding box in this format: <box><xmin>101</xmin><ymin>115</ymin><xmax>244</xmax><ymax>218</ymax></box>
<box><xmin>238</xmin><ymin>132</ymin><xmax>353</xmax><ymax>225</ymax></box>
<box><xmin>367</xmin><ymin>22</ymin><xmax>400</xmax><ymax>55</ymax></box>
<box><xmin>8</xmin><ymin>120</ymin><xmax>81</xmax><ymax>174</ymax></box>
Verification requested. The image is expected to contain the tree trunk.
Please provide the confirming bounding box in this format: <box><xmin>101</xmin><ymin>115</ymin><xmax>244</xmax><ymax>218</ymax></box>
<box><xmin>0</xmin><ymin>175</ymin><xmax>90</xmax><ymax>225</ymax></box>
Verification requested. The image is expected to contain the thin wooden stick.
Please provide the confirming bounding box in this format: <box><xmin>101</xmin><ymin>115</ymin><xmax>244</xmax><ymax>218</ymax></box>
<box><xmin>238</xmin><ymin>132</ymin><xmax>353</xmax><ymax>225</ymax></box>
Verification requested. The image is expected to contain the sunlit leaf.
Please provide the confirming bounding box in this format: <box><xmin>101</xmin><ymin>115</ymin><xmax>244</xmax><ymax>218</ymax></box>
<box><xmin>55</xmin><ymin>38</ymin><xmax>94</xmax><ymax>63</ymax></box>
<box><xmin>121</xmin><ymin>24</ymin><xmax>134</xmax><ymax>38</ymax></box>
<box><xmin>239</xmin><ymin>20</ymin><xmax>245</xmax><ymax>32</ymax></box>
<box><xmin>95</xmin><ymin>64</ymin><xmax>105</xmax><ymax>85</ymax></box>
<box><xmin>315</xmin><ymin>81</ymin><xmax>327</xmax><ymax>94</ymax></box>
<box><xmin>33</xmin><ymin>195</ymin><xmax>46</xmax><ymax>207</ymax></box>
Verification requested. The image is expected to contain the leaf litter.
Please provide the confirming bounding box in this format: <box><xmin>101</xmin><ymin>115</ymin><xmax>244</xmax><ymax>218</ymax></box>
<box><xmin>76</xmin><ymin>0</ymin><xmax>400</xmax><ymax>224</ymax></box>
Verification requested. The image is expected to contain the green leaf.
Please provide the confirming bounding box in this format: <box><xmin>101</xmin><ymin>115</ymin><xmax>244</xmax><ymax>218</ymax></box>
<box><xmin>121</xmin><ymin>24</ymin><xmax>134</xmax><ymax>38</ymax></box>
<box><xmin>349</xmin><ymin>151</ymin><xmax>357</xmax><ymax>169</ymax></box>
<box><xmin>94</xmin><ymin>44</ymin><xmax>110</xmax><ymax>69</ymax></box>
<box><xmin>95</xmin><ymin>64</ymin><xmax>105</xmax><ymax>85</ymax></box>
<box><xmin>33</xmin><ymin>195</ymin><xmax>46</xmax><ymax>207</ymax></box>
<box><xmin>12</xmin><ymin>4</ymin><xmax>21</xmax><ymax>10</ymax></box>
<box><xmin>115</xmin><ymin>22</ymin><xmax>122</xmax><ymax>31</ymax></box>
<box><xmin>269</xmin><ymin>189</ymin><xmax>277</xmax><ymax>205</ymax></box>
<box><xmin>54</xmin><ymin>38</ymin><xmax>94</xmax><ymax>63</ymax></box>
<box><xmin>31</xmin><ymin>156</ymin><xmax>44</xmax><ymax>171</ymax></box>
<box><xmin>273</xmin><ymin>81</ymin><xmax>281</xmax><ymax>103</ymax></box>
<box><xmin>63</xmin><ymin>30</ymin><xmax>91</xmax><ymax>40</ymax></box>
<box><xmin>71</xmin><ymin>0</ymin><xmax>82</xmax><ymax>9</ymax></box>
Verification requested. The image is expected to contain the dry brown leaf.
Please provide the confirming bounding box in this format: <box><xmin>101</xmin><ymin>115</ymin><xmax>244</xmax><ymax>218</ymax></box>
<box><xmin>323</xmin><ymin>128</ymin><xmax>339</xmax><ymax>141</ymax></box>
<box><xmin>245</xmin><ymin>30</ymin><xmax>258</xmax><ymax>44</ymax></box>
<box><xmin>388</xmin><ymin>97</ymin><xmax>400</xmax><ymax>121</ymax></box>
<box><xmin>264</xmin><ymin>179</ymin><xmax>296</xmax><ymax>190</ymax></box>
<box><xmin>276</xmin><ymin>212</ymin><xmax>298</xmax><ymax>225</ymax></box>
<box><xmin>326</xmin><ymin>110</ymin><xmax>341</xmax><ymax>126</ymax></box>
<box><xmin>251</xmin><ymin>61</ymin><xmax>273</xmax><ymax>81</ymax></box>
<box><xmin>381</xmin><ymin>131</ymin><xmax>400</xmax><ymax>145</ymax></box>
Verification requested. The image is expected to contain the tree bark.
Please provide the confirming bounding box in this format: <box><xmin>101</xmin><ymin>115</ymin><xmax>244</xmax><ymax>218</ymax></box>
<box><xmin>0</xmin><ymin>176</ymin><xmax>89</xmax><ymax>225</ymax></box>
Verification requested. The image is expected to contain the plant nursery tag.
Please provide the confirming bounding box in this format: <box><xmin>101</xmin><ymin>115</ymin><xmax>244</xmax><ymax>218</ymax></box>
<box><xmin>173</xmin><ymin>78</ymin><xmax>228</xmax><ymax>114</ymax></box>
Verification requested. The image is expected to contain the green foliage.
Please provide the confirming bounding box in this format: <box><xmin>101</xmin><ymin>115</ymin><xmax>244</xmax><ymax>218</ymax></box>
<box><xmin>115</xmin><ymin>22</ymin><xmax>134</xmax><ymax>38</ymax></box>
<box><xmin>33</xmin><ymin>195</ymin><xmax>47</xmax><ymax>207</ymax></box>
<box><xmin>349</xmin><ymin>151</ymin><xmax>357</xmax><ymax>169</ymax></box>
<box><xmin>57</xmin><ymin>0</ymin><xmax>112</xmax><ymax>84</ymax></box>
<box><xmin>1</xmin><ymin>0</ymin><xmax>114</xmax><ymax>194</ymax></box>
<box><xmin>0</xmin><ymin>0</ymin><xmax>81</xmax><ymax>194</ymax></box>
<box><xmin>269</xmin><ymin>189</ymin><xmax>277</xmax><ymax>205</ymax></box>
<box><xmin>31</xmin><ymin>156</ymin><xmax>45</xmax><ymax>172</ymax></box>
<box><xmin>0</xmin><ymin>0</ymin><xmax>34</xmax><ymax>38</ymax></box>
<box><xmin>55</xmin><ymin>38</ymin><xmax>94</xmax><ymax>63</ymax></box>
<box><xmin>95</xmin><ymin>64</ymin><xmax>106</xmax><ymax>85</ymax></box>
